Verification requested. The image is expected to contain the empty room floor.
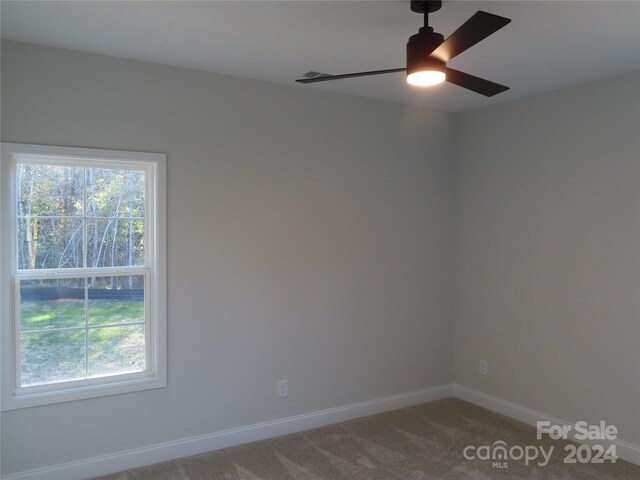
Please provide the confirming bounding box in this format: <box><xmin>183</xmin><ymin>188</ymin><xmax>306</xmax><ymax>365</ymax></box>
<box><xmin>95</xmin><ymin>398</ymin><xmax>640</xmax><ymax>480</ymax></box>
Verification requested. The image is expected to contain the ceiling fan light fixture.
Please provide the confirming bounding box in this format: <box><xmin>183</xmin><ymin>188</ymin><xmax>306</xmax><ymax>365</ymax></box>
<box><xmin>406</xmin><ymin>56</ymin><xmax>446</xmax><ymax>87</ymax></box>
<box><xmin>406</xmin><ymin>69</ymin><xmax>446</xmax><ymax>86</ymax></box>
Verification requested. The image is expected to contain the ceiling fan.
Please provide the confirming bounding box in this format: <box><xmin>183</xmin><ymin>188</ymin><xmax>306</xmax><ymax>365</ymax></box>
<box><xmin>295</xmin><ymin>0</ymin><xmax>511</xmax><ymax>97</ymax></box>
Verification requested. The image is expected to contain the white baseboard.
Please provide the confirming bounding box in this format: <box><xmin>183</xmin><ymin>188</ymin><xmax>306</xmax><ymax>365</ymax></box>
<box><xmin>452</xmin><ymin>383</ymin><xmax>640</xmax><ymax>467</ymax></box>
<box><xmin>2</xmin><ymin>383</ymin><xmax>453</xmax><ymax>480</ymax></box>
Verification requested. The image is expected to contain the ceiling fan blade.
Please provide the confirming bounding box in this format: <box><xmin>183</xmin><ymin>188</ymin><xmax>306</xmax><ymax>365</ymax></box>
<box><xmin>432</xmin><ymin>11</ymin><xmax>511</xmax><ymax>62</ymax></box>
<box><xmin>296</xmin><ymin>68</ymin><xmax>406</xmax><ymax>84</ymax></box>
<box><xmin>445</xmin><ymin>68</ymin><xmax>509</xmax><ymax>97</ymax></box>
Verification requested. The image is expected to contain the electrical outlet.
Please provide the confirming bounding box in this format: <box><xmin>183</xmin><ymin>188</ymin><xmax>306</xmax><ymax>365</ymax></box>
<box><xmin>277</xmin><ymin>380</ymin><xmax>288</xmax><ymax>397</ymax></box>
<box><xmin>479</xmin><ymin>359</ymin><xmax>488</xmax><ymax>376</ymax></box>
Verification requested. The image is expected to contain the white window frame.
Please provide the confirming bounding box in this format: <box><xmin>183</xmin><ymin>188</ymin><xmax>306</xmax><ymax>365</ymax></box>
<box><xmin>1</xmin><ymin>143</ymin><xmax>166</xmax><ymax>410</ymax></box>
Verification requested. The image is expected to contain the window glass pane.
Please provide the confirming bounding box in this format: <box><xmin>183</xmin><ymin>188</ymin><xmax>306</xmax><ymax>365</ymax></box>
<box><xmin>88</xmin><ymin>276</ymin><xmax>144</xmax><ymax>326</ymax></box>
<box><xmin>88</xmin><ymin>325</ymin><xmax>145</xmax><ymax>377</ymax></box>
<box><xmin>86</xmin><ymin>168</ymin><xmax>145</xmax><ymax>218</ymax></box>
<box><xmin>20</xmin><ymin>278</ymin><xmax>85</xmax><ymax>331</ymax></box>
<box><xmin>86</xmin><ymin>219</ymin><xmax>144</xmax><ymax>267</ymax></box>
<box><xmin>16</xmin><ymin>163</ymin><xmax>83</xmax><ymax>217</ymax></box>
<box><xmin>20</xmin><ymin>330</ymin><xmax>85</xmax><ymax>386</ymax></box>
<box><xmin>17</xmin><ymin>218</ymin><xmax>83</xmax><ymax>269</ymax></box>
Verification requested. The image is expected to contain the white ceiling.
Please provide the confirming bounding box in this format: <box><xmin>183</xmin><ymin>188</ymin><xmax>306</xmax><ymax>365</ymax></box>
<box><xmin>2</xmin><ymin>1</ymin><xmax>639</xmax><ymax>112</ymax></box>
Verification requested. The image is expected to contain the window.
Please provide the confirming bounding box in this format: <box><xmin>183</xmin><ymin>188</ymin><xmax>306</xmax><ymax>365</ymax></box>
<box><xmin>1</xmin><ymin>143</ymin><xmax>166</xmax><ymax>410</ymax></box>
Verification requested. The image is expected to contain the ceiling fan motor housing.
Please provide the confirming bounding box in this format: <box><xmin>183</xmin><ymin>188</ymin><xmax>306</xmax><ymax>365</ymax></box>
<box><xmin>406</xmin><ymin>27</ymin><xmax>446</xmax><ymax>76</ymax></box>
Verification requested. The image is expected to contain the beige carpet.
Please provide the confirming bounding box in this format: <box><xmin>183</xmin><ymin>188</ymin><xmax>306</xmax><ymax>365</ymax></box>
<box><xmin>95</xmin><ymin>398</ymin><xmax>640</xmax><ymax>479</ymax></box>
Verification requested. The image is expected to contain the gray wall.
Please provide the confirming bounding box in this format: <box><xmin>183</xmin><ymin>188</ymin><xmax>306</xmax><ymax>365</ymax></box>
<box><xmin>454</xmin><ymin>71</ymin><xmax>640</xmax><ymax>445</ymax></box>
<box><xmin>0</xmin><ymin>41</ymin><xmax>455</xmax><ymax>474</ymax></box>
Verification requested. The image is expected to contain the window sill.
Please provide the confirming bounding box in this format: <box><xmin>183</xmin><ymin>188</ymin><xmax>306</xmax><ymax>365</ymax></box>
<box><xmin>1</xmin><ymin>372</ymin><xmax>166</xmax><ymax>411</ymax></box>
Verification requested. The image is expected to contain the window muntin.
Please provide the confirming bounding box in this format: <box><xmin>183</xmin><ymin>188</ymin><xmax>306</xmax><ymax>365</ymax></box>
<box><xmin>2</xmin><ymin>144</ymin><xmax>166</xmax><ymax>410</ymax></box>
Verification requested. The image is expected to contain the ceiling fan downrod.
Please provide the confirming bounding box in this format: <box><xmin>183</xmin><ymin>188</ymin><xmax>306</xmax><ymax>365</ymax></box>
<box><xmin>410</xmin><ymin>0</ymin><xmax>442</xmax><ymax>28</ymax></box>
